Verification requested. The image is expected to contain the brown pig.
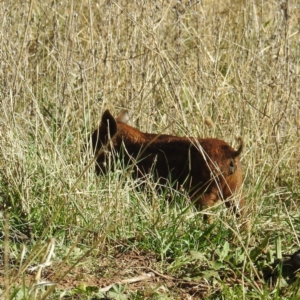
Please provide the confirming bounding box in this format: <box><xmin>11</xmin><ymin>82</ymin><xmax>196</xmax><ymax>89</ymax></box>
<box><xmin>88</xmin><ymin>109</ymin><xmax>246</xmax><ymax>220</ymax></box>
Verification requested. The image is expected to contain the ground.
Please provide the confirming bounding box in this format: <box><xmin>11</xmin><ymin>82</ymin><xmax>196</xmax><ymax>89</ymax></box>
<box><xmin>2</xmin><ymin>249</ymin><xmax>212</xmax><ymax>299</ymax></box>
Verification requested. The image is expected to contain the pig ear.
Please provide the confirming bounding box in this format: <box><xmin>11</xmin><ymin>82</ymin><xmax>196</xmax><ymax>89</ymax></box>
<box><xmin>116</xmin><ymin>109</ymin><xmax>130</xmax><ymax>124</ymax></box>
<box><xmin>96</xmin><ymin>110</ymin><xmax>118</xmax><ymax>146</ymax></box>
<box><xmin>101</xmin><ymin>109</ymin><xmax>118</xmax><ymax>140</ymax></box>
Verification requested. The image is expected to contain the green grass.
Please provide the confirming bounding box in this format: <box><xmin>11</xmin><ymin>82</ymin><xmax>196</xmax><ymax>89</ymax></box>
<box><xmin>1</xmin><ymin>0</ymin><xmax>300</xmax><ymax>299</ymax></box>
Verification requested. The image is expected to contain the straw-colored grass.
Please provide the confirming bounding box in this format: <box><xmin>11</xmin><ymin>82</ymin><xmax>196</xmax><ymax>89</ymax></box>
<box><xmin>1</xmin><ymin>0</ymin><xmax>300</xmax><ymax>299</ymax></box>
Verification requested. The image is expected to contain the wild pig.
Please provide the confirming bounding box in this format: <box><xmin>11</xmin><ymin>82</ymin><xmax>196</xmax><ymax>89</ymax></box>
<box><xmin>89</xmin><ymin>109</ymin><xmax>246</xmax><ymax>220</ymax></box>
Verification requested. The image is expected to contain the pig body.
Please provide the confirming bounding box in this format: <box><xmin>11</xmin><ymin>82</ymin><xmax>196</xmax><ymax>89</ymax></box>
<box><xmin>90</xmin><ymin>109</ymin><xmax>245</xmax><ymax>216</ymax></box>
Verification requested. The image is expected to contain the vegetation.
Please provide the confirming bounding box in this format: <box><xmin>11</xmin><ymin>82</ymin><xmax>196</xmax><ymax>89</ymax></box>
<box><xmin>0</xmin><ymin>0</ymin><xmax>300</xmax><ymax>299</ymax></box>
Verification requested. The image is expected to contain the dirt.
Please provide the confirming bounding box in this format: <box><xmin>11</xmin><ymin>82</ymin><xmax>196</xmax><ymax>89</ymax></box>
<box><xmin>1</xmin><ymin>249</ymin><xmax>212</xmax><ymax>299</ymax></box>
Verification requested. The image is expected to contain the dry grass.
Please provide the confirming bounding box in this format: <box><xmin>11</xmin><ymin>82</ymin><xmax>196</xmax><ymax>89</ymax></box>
<box><xmin>0</xmin><ymin>0</ymin><xmax>300</xmax><ymax>299</ymax></box>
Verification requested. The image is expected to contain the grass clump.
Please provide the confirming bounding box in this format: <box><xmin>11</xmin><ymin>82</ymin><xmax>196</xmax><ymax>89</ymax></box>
<box><xmin>1</xmin><ymin>0</ymin><xmax>300</xmax><ymax>299</ymax></box>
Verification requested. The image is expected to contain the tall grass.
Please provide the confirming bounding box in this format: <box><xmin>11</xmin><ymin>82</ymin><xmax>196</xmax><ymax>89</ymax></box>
<box><xmin>0</xmin><ymin>0</ymin><xmax>300</xmax><ymax>299</ymax></box>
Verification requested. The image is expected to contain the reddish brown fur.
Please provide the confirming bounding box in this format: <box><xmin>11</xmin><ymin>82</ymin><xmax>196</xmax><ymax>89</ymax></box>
<box><xmin>89</xmin><ymin>109</ymin><xmax>245</xmax><ymax>217</ymax></box>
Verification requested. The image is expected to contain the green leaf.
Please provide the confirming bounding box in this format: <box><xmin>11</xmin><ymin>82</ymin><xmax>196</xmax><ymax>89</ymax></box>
<box><xmin>210</xmin><ymin>261</ymin><xmax>225</xmax><ymax>270</ymax></box>
<box><xmin>202</xmin><ymin>270</ymin><xmax>221</xmax><ymax>280</ymax></box>
<box><xmin>108</xmin><ymin>284</ymin><xmax>127</xmax><ymax>300</ymax></box>
<box><xmin>218</xmin><ymin>241</ymin><xmax>230</xmax><ymax>262</ymax></box>
<box><xmin>190</xmin><ymin>250</ymin><xmax>207</xmax><ymax>261</ymax></box>
<box><xmin>250</xmin><ymin>235</ymin><xmax>270</xmax><ymax>261</ymax></box>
